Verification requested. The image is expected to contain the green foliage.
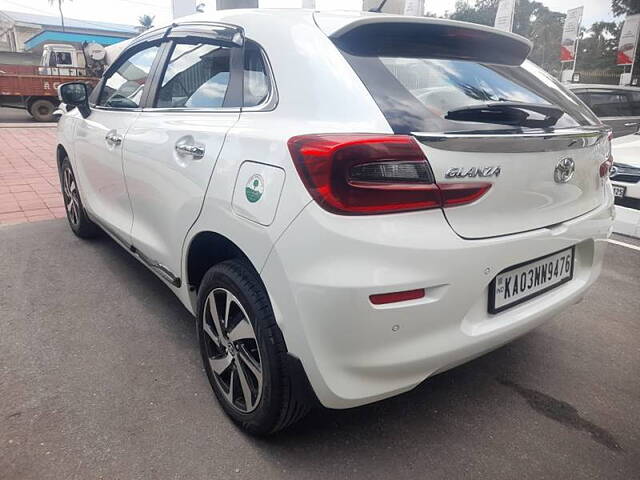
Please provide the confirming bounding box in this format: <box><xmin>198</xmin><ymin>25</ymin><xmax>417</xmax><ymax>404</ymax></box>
<box><xmin>449</xmin><ymin>0</ymin><xmax>565</xmax><ymax>74</ymax></box>
<box><xmin>612</xmin><ymin>0</ymin><xmax>640</xmax><ymax>16</ymax></box>
<box><xmin>449</xmin><ymin>0</ymin><xmax>497</xmax><ymax>25</ymax></box>
<box><xmin>576</xmin><ymin>22</ymin><xmax>621</xmax><ymax>72</ymax></box>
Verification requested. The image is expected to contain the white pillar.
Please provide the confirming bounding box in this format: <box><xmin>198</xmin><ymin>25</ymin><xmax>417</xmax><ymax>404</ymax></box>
<box><xmin>172</xmin><ymin>0</ymin><xmax>196</xmax><ymax>19</ymax></box>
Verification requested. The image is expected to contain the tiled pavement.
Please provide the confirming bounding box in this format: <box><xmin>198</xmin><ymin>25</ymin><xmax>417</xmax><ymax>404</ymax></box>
<box><xmin>0</xmin><ymin>127</ymin><xmax>65</xmax><ymax>226</ymax></box>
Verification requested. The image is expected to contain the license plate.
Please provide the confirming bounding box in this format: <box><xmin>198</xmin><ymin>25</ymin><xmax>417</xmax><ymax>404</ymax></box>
<box><xmin>489</xmin><ymin>247</ymin><xmax>575</xmax><ymax>314</ymax></box>
<box><xmin>612</xmin><ymin>184</ymin><xmax>626</xmax><ymax>198</ymax></box>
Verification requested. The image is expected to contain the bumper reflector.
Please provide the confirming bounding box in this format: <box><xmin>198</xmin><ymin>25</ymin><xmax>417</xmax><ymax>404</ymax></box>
<box><xmin>370</xmin><ymin>288</ymin><xmax>425</xmax><ymax>305</ymax></box>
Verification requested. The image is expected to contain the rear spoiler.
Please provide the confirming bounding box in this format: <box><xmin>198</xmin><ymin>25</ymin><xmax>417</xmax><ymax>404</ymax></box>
<box><xmin>317</xmin><ymin>14</ymin><xmax>532</xmax><ymax>66</ymax></box>
<box><xmin>412</xmin><ymin>126</ymin><xmax>611</xmax><ymax>153</ymax></box>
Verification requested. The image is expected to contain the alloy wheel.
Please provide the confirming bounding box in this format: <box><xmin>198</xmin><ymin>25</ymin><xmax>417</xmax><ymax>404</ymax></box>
<box><xmin>62</xmin><ymin>166</ymin><xmax>80</xmax><ymax>226</ymax></box>
<box><xmin>203</xmin><ymin>288</ymin><xmax>263</xmax><ymax>413</ymax></box>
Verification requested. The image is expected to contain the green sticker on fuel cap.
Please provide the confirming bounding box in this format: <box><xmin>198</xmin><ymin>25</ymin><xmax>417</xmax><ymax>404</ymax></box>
<box><xmin>245</xmin><ymin>174</ymin><xmax>264</xmax><ymax>203</ymax></box>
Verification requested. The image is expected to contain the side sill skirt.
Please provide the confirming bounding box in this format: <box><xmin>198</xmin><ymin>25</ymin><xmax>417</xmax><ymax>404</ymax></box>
<box><xmin>130</xmin><ymin>246</ymin><xmax>182</xmax><ymax>288</ymax></box>
<box><xmin>86</xmin><ymin>213</ymin><xmax>181</xmax><ymax>288</ymax></box>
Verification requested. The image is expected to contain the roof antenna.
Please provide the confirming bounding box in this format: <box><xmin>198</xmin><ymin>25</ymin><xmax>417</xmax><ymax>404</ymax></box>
<box><xmin>369</xmin><ymin>0</ymin><xmax>388</xmax><ymax>13</ymax></box>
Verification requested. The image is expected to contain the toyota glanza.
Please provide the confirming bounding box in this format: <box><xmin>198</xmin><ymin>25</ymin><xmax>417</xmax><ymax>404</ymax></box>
<box><xmin>55</xmin><ymin>9</ymin><xmax>615</xmax><ymax>434</ymax></box>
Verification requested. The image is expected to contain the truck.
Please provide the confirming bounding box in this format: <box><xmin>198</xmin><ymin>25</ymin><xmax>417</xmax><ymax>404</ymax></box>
<box><xmin>0</xmin><ymin>42</ymin><xmax>110</xmax><ymax>122</ymax></box>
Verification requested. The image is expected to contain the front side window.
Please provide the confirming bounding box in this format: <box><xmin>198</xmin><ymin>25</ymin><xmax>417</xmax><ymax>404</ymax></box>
<box><xmin>156</xmin><ymin>42</ymin><xmax>232</xmax><ymax>108</ymax></box>
<box><xmin>49</xmin><ymin>51</ymin><xmax>72</xmax><ymax>67</ymax></box>
<box><xmin>56</xmin><ymin>52</ymin><xmax>72</xmax><ymax>65</ymax></box>
<box><xmin>98</xmin><ymin>45</ymin><xmax>159</xmax><ymax>109</ymax></box>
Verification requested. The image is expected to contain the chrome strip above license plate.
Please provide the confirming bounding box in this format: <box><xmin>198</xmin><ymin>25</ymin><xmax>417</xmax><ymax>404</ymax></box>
<box><xmin>488</xmin><ymin>247</ymin><xmax>575</xmax><ymax>314</ymax></box>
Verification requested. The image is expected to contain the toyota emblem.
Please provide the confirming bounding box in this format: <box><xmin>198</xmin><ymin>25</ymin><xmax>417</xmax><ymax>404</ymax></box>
<box><xmin>554</xmin><ymin>157</ymin><xmax>575</xmax><ymax>184</ymax></box>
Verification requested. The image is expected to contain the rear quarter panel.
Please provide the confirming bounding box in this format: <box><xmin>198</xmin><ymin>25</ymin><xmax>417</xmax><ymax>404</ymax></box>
<box><xmin>180</xmin><ymin>11</ymin><xmax>393</xmax><ymax>311</ymax></box>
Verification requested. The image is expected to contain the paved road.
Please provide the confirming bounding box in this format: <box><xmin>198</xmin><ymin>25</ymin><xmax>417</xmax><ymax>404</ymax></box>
<box><xmin>0</xmin><ymin>107</ymin><xmax>58</xmax><ymax>124</ymax></box>
<box><xmin>1</xmin><ymin>220</ymin><xmax>638</xmax><ymax>480</ymax></box>
<box><xmin>0</xmin><ymin>107</ymin><xmax>36</xmax><ymax>123</ymax></box>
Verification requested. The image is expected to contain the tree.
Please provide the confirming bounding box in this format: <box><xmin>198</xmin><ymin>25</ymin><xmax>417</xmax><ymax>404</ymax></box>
<box><xmin>138</xmin><ymin>14</ymin><xmax>155</xmax><ymax>31</ymax></box>
<box><xmin>449</xmin><ymin>0</ymin><xmax>496</xmax><ymax>26</ymax></box>
<box><xmin>612</xmin><ymin>0</ymin><xmax>640</xmax><ymax>16</ymax></box>
<box><xmin>576</xmin><ymin>22</ymin><xmax>621</xmax><ymax>73</ymax></box>
<box><xmin>448</xmin><ymin>0</ymin><xmax>566</xmax><ymax>74</ymax></box>
<box><xmin>48</xmin><ymin>0</ymin><xmax>67</xmax><ymax>32</ymax></box>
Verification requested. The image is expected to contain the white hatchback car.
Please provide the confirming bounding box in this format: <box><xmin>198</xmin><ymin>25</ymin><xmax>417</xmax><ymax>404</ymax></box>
<box><xmin>56</xmin><ymin>9</ymin><xmax>615</xmax><ymax>434</ymax></box>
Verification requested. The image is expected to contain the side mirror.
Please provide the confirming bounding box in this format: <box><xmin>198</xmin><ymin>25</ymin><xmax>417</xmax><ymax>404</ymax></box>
<box><xmin>58</xmin><ymin>82</ymin><xmax>90</xmax><ymax>118</ymax></box>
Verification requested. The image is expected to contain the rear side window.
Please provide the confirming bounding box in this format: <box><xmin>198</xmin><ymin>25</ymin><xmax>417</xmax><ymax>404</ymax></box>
<box><xmin>337</xmin><ymin>36</ymin><xmax>598</xmax><ymax>133</ymax></box>
<box><xmin>588</xmin><ymin>91</ymin><xmax>632</xmax><ymax>117</ymax></box>
<box><xmin>157</xmin><ymin>43</ymin><xmax>232</xmax><ymax>109</ymax></box>
<box><xmin>244</xmin><ymin>41</ymin><xmax>270</xmax><ymax>108</ymax></box>
<box><xmin>98</xmin><ymin>45</ymin><xmax>159</xmax><ymax>109</ymax></box>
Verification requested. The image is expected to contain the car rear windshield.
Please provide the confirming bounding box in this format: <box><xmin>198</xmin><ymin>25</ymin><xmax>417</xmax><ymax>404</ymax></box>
<box><xmin>339</xmin><ymin>51</ymin><xmax>599</xmax><ymax>134</ymax></box>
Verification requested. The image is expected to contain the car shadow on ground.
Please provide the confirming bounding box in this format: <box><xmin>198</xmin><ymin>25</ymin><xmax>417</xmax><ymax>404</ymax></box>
<box><xmin>84</xmin><ymin>228</ymin><xmax>632</xmax><ymax>478</ymax></box>
<box><xmin>91</xmin><ymin>227</ymin><xmax>528</xmax><ymax>421</ymax></box>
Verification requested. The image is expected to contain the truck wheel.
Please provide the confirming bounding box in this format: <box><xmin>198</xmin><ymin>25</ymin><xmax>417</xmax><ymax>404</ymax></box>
<box><xmin>29</xmin><ymin>99</ymin><xmax>56</xmax><ymax>122</ymax></box>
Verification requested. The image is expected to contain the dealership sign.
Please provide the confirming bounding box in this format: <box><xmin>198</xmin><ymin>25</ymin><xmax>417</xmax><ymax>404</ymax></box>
<box><xmin>494</xmin><ymin>0</ymin><xmax>516</xmax><ymax>32</ymax></box>
<box><xmin>560</xmin><ymin>6</ymin><xmax>583</xmax><ymax>62</ymax></box>
<box><xmin>617</xmin><ymin>14</ymin><xmax>640</xmax><ymax>65</ymax></box>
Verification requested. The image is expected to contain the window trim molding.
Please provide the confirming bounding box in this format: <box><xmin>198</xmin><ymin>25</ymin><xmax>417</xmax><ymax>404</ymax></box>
<box><xmin>141</xmin><ymin>37</ymin><xmax>278</xmax><ymax>114</ymax></box>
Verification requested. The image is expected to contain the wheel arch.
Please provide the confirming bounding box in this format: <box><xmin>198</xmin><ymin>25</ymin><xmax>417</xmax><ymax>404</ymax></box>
<box><xmin>185</xmin><ymin>230</ymin><xmax>259</xmax><ymax>295</ymax></box>
<box><xmin>56</xmin><ymin>144</ymin><xmax>68</xmax><ymax>170</ymax></box>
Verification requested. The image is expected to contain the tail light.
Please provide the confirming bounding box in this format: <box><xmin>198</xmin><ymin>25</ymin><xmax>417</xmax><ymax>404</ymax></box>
<box><xmin>600</xmin><ymin>131</ymin><xmax>613</xmax><ymax>178</ymax></box>
<box><xmin>600</xmin><ymin>156</ymin><xmax>613</xmax><ymax>178</ymax></box>
<box><xmin>288</xmin><ymin>134</ymin><xmax>491</xmax><ymax>215</ymax></box>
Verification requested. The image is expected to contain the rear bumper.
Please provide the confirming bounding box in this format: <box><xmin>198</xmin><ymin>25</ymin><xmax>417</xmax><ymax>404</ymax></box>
<box><xmin>261</xmin><ymin>193</ymin><xmax>615</xmax><ymax>409</ymax></box>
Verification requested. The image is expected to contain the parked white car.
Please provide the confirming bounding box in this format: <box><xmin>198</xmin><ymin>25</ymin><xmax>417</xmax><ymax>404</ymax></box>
<box><xmin>610</xmin><ymin>134</ymin><xmax>640</xmax><ymax>209</ymax></box>
<box><xmin>55</xmin><ymin>9</ymin><xmax>615</xmax><ymax>434</ymax></box>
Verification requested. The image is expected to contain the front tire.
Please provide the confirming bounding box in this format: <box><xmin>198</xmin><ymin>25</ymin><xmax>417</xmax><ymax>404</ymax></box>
<box><xmin>197</xmin><ymin>260</ymin><xmax>310</xmax><ymax>435</ymax></box>
<box><xmin>60</xmin><ymin>157</ymin><xmax>99</xmax><ymax>238</ymax></box>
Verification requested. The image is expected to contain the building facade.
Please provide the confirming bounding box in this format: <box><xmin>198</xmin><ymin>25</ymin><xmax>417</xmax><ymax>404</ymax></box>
<box><xmin>0</xmin><ymin>10</ymin><xmax>138</xmax><ymax>54</ymax></box>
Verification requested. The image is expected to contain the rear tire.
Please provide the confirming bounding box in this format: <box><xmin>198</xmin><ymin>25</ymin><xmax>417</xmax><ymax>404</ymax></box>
<box><xmin>59</xmin><ymin>157</ymin><xmax>99</xmax><ymax>239</ymax></box>
<box><xmin>197</xmin><ymin>259</ymin><xmax>311</xmax><ymax>435</ymax></box>
<box><xmin>29</xmin><ymin>99</ymin><xmax>56</xmax><ymax>122</ymax></box>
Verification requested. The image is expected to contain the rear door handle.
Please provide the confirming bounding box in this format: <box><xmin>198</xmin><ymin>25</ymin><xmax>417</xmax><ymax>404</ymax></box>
<box><xmin>624</xmin><ymin>122</ymin><xmax>639</xmax><ymax>127</ymax></box>
<box><xmin>105</xmin><ymin>133</ymin><xmax>122</xmax><ymax>145</ymax></box>
<box><xmin>175</xmin><ymin>141</ymin><xmax>205</xmax><ymax>159</ymax></box>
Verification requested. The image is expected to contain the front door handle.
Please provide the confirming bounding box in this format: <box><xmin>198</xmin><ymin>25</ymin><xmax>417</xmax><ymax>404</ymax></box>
<box><xmin>105</xmin><ymin>133</ymin><xmax>123</xmax><ymax>145</ymax></box>
<box><xmin>175</xmin><ymin>142</ymin><xmax>205</xmax><ymax>159</ymax></box>
<box><xmin>624</xmin><ymin>122</ymin><xmax>639</xmax><ymax>127</ymax></box>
